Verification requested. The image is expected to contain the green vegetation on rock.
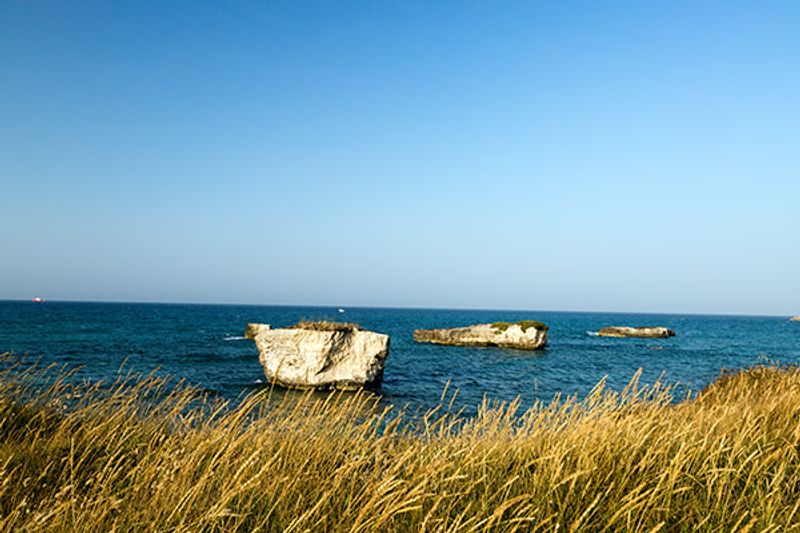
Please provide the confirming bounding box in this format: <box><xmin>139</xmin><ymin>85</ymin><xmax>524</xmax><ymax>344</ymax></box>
<box><xmin>287</xmin><ymin>320</ymin><xmax>360</xmax><ymax>332</ymax></box>
<box><xmin>491</xmin><ymin>320</ymin><xmax>548</xmax><ymax>332</ymax></box>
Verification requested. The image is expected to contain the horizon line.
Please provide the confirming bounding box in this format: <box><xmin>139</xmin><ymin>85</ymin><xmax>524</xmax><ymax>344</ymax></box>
<box><xmin>0</xmin><ymin>297</ymin><xmax>794</xmax><ymax>319</ymax></box>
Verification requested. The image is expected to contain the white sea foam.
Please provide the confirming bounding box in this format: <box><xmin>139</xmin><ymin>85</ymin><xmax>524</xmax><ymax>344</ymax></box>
<box><xmin>223</xmin><ymin>335</ymin><xmax>247</xmax><ymax>341</ymax></box>
<box><xmin>586</xmin><ymin>331</ymin><xmax>600</xmax><ymax>337</ymax></box>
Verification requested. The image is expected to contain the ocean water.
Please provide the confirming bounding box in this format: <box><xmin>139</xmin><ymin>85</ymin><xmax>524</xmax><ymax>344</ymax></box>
<box><xmin>1</xmin><ymin>301</ymin><xmax>798</xmax><ymax>414</ymax></box>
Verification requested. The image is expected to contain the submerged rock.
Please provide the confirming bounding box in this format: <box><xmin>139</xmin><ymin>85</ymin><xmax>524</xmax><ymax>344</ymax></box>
<box><xmin>597</xmin><ymin>326</ymin><xmax>676</xmax><ymax>338</ymax></box>
<box><xmin>413</xmin><ymin>321</ymin><xmax>548</xmax><ymax>350</ymax></box>
<box><xmin>245</xmin><ymin>322</ymin><xmax>389</xmax><ymax>390</ymax></box>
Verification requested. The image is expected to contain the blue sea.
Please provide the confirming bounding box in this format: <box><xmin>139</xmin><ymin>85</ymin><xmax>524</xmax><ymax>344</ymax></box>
<box><xmin>1</xmin><ymin>300</ymin><xmax>798</xmax><ymax>413</ymax></box>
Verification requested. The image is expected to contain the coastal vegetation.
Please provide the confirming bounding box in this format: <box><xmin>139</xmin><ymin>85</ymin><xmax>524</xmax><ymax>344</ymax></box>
<box><xmin>490</xmin><ymin>320</ymin><xmax>548</xmax><ymax>332</ymax></box>
<box><xmin>287</xmin><ymin>320</ymin><xmax>361</xmax><ymax>331</ymax></box>
<box><xmin>1</xmin><ymin>354</ymin><xmax>800</xmax><ymax>531</ymax></box>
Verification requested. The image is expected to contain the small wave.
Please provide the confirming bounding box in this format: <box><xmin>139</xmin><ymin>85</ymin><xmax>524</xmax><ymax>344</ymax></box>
<box><xmin>223</xmin><ymin>335</ymin><xmax>247</xmax><ymax>341</ymax></box>
<box><xmin>586</xmin><ymin>331</ymin><xmax>600</xmax><ymax>337</ymax></box>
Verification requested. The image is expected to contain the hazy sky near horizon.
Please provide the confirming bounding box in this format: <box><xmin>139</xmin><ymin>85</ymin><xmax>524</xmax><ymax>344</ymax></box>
<box><xmin>2</xmin><ymin>1</ymin><xmax>799</xmax><ymax>315</ymax></box>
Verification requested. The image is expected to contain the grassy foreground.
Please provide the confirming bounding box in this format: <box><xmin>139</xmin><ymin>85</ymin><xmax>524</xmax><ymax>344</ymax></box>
<box><xmin>1</xmin><ymin>355</ymin><xmax>800</xmax><ymax>531</ymax></box>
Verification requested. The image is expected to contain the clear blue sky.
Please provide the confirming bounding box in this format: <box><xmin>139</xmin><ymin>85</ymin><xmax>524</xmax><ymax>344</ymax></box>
<box><xmin>1</xmin><ymin>1</ymin><xmax>798</xmax><ymax>315</ymax></box>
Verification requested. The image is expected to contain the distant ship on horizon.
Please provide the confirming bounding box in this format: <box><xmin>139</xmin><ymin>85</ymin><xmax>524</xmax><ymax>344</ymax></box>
<box><xmin>31</xmin><ymin>296</ymin><xmax>44</xmax><ymax>303</ymax></box>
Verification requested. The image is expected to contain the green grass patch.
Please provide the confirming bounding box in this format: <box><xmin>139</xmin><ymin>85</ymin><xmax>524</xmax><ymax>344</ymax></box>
<box><xmin>288</xmin><ymin>320</ymin><xmax>360</xmax><ymax>332</ymax></box>
<box><xmin>491</xmin><ymin>320</ymin><xmax>548</xmax><ymax>332</ymax></box>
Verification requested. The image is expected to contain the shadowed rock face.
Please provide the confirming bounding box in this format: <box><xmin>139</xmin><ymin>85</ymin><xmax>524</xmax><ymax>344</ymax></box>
<box><xmin>413</xmin><ymin>323</ymin><xmax>548</xmax><ymax>350</ymax></box>
<box><xmin>245</xmin><ymin>323</ymin><xmax>389</xmax><ymax>390</ymax></box>
<box><xmin>598</xmin><ymin>326</ymin><xmax>676</xmax><ymax>338</ymax></box>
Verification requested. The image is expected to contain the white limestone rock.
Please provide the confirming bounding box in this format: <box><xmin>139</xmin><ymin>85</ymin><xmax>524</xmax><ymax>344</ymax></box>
<box><xmin>245</xmin><ymin>322</ymin><xmax>389</xmax><ymax>390</ymax></box>
<box><xmin>597</xmin><ymin>326</ymin><xmax>676</xmax><ymax>338</ymax></box>
<box><xmin>413</xmin><ymin>321</ymin><xmax>548</xmax><ymax>350</ymax></box>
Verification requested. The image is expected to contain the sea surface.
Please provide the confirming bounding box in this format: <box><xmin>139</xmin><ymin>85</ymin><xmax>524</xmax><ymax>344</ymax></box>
<box><xmin>1</xmin><ymin>301</ymin><xmax>798</xmax><ymax>414</ymax></box>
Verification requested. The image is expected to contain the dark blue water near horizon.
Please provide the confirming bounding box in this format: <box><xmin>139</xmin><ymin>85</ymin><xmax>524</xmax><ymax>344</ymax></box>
<box><xmin>1</xmin><ymin>300</ymin><xmax>798</xmax><ymax>414</ymax></box>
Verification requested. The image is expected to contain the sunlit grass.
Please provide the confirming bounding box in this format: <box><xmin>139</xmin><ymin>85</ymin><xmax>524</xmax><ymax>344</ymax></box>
<box><xmin>1</xmin><ymin>353</ymin><xmax>799</xmax><ymax>531</ymax></box>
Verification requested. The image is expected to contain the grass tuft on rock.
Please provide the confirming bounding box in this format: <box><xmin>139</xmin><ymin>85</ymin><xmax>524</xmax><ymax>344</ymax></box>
<box><xmin>491</xmin><ymin>320</ymin><xmax>548</xmax><ymax>332</ymax></box>
<box><xmin>287</xmin><ymin>320</ymin><xmax>361</xmax><ymax>332</ymax></box>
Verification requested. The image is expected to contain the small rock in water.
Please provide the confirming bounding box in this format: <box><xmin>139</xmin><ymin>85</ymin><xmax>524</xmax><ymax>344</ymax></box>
<box><xmin>413</xmin><ymin>321</ymin><xmax>548</xmax><ymax>350</ymax></box>
<box><xmin>597</xmin><ymin>326</ymin><xmax>676</xmax><ymax>338</ymax></box>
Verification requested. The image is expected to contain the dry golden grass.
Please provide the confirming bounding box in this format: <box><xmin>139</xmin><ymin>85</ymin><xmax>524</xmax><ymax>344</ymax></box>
<box><xmin>1</xmin><ymin>353</ymin><xmax>800</xmax><ymax>532</ymax></box>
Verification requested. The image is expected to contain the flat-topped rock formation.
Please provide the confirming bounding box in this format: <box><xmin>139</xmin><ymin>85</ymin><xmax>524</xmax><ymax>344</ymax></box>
<box><xmin>791</xmin><ymin>316</ymin><xmax>800</xmax><ymax>322</ymax></box>
<box><xmin>245</xmin><ymin>321</ymin><xmax>389</xmax><ymax>390</ymax></box>
<box><xmin>598</xmin><ymin>326</ymin><xmax>676</xmax><ymax>338</ymax></box>
<box><xmin>413</xmin><ymin>320</ymin><xmax>548</xmax><ymax>350</ymax></box>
